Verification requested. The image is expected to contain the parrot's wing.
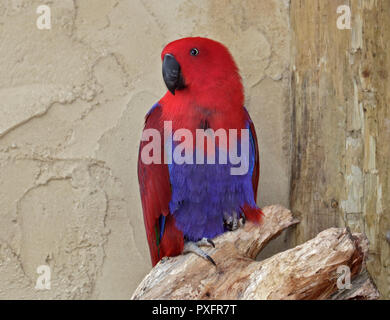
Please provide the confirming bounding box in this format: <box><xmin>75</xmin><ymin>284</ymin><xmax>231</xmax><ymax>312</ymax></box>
<box><xmin>244</xmin><ymin>107</ymin><xmax>260</xmax><ymax>200</ymax></box>
<box><xmin>137</xmin><ymin>103</ymin><xmax>183</xmax><ymax>266</ymax></box>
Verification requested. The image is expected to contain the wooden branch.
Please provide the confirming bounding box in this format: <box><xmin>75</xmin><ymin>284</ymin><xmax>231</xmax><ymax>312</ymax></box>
<box><xmin>131</xmin><ymin>205</ymin><xmax>379</xmax><ymax>300</ymax></box>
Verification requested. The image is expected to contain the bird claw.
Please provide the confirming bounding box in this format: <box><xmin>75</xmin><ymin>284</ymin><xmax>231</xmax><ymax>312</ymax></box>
<box><xmin>196</xmin><ymin>237</ymin><xmax>215</xmax><ymax>248</ymax></box>
<box><xmin>183</xmin><ymin>239</ymin><xmax>216</xmax><ymax>266</ymax></box>
<box><xmin>224</xmin><ymin>211</ymin><xmax>245</xmax><ymax>231</ymax></box>
<box><xmin>239</xmin><ymin>212</ymin><xmax>246</xmax><ymax>227</ymax></box>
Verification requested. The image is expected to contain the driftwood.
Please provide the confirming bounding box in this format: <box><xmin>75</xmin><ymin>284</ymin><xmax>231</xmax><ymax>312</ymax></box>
<box><xmin>132</xmin><ymin>205</ymin><xmax>379</xmax><ymax>300</ymax></box>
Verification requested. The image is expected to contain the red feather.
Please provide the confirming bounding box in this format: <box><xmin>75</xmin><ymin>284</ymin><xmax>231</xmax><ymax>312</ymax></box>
<box><xmin>137</xmin><ymin>105</ymin><xmax>183</xmax><ymax>266</ymax></box>
<box><xmin>160</xmin><ymin>38</ymin><xmax>246</xmax><ymax>133</ymax></box>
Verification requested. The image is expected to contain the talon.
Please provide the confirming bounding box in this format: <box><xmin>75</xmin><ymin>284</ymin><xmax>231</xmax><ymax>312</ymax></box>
<box><xmin>206</xmin><ymin>238</ymin><xmax>215</xmax><ymax>248</ymax></box>
<box><xmin>196</xmin><ymin>237</ymin><xmax>215</xmax><ymax>248</ymax></box>
<box><xmin>183</xmin><ymin>241</ymin><xmax>216</xmax><ymax>266</ymax></box>
<box><xmin>206</xmin><ymin>255</ymin><xmax>216</xmax><ymax>266</ymax></box>
<box><xmin>239</xmin><ymin>212</ymin><xmax>246</xmax><ymax>227</ymax></box>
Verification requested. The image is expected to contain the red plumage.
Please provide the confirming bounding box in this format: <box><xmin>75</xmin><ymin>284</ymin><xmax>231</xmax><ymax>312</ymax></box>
<box><xmin>138</xmin><ymin>105</ymin><xmax>184</xmax><ymax>266</ymax></box>
<box><xmin>160</xmin><ymin>38</ymin><xmax>246</xmax><ymax>133</ymax></box>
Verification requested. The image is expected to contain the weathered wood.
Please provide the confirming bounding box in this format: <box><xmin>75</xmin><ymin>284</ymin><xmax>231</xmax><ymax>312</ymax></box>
<box><xmin>131</xmin><ymin>205</ymin><xmax>378</xmax><ymax>300</ymax></box>
<box><xmin>290</xmin><ymin>0</ymin><xmax>390</xmax><ymax>298</ymax></box>
<box><xmin>331</xmin><ymin>270</ymin><xmax>380</xmax><ymax>300</ymax></box>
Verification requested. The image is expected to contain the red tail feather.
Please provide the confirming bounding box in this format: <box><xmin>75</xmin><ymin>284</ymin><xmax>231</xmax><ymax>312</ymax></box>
<box><xmin>242</xmin><ymin>205</ymin><xmax>264</xmax><ymax>224</ymax></box>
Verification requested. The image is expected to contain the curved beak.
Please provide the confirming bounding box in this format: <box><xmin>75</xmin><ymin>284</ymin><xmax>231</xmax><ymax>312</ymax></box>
<box><xmin>162</xmin><ymin>54</ymin><xmax>185</xmax><ymax>95</ymax></box>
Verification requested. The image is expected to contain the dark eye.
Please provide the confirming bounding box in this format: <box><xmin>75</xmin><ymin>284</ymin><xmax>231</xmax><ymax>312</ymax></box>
<box><xmin>190</xmin><ymin>48</ymin><xmax>199</xmax><ymax>56</ymax></box>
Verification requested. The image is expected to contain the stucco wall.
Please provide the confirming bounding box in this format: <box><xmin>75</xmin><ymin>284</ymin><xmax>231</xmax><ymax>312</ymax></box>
<box><xmin>0</xmin><ymin>0</ymin><xmax>290</xmax><ymax>299</ymax></box>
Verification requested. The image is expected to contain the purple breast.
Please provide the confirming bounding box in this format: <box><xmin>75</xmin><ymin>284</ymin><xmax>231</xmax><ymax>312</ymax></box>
<box><xmin>168</xmin><ymin>144</ymin><xmax>257</xmax><ymax>241</ymax></box>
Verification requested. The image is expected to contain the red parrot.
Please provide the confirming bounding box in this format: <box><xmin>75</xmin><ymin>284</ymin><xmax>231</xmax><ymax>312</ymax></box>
<box><xmin>138</xmin><ymin>37</ymin><xmax>263</xmax><ymax>266</ymax></box>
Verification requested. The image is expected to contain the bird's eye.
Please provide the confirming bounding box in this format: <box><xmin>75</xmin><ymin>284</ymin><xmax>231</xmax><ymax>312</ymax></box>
<box><xmin>190</xmin><ymin>48</ymin><xmax>199</xmax><ymax>56</ymax></box>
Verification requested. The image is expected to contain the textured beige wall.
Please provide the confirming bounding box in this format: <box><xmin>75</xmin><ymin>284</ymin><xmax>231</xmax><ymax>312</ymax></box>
<box><xmin>0</xmin><ymin>0</ymin><xmax>290</xmax><ymax>299</ymax></box>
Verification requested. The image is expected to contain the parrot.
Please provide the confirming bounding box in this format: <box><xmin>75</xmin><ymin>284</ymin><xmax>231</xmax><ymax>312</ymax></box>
<box><xmin>138</xmin><ymin>37</ymin><xmax>263</xmax><ymax>267</ymax></box>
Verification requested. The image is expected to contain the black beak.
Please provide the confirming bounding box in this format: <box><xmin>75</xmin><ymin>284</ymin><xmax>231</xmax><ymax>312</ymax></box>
<box><xmin>162</xmin><ymin>54</ymin><xmax>185</xmax><ymax>95</ymax></box>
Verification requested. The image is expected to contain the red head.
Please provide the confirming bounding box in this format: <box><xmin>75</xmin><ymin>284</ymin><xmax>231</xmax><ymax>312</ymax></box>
<box><xmin>160</xmin><ymin>37</ymin><xmax>244</xmax><ymax>113</ymax></box>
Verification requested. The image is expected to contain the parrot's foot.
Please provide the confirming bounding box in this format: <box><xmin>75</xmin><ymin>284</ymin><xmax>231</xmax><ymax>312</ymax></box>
<box><xmin>224</xmin><ymin>212</ymin><xmax>245</xmax><ymax>231</ymax></box>
<box><xmin>183</xmin><ymin>238</ymin><xmax>216</xmax><ymax>266</ymax></box>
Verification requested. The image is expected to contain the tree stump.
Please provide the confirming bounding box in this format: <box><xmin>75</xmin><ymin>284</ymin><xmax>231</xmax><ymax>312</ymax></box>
<box><xmin>131</xmin><ymin>205</ymin><xmax>379</xmax><ymax>300</ymax></box>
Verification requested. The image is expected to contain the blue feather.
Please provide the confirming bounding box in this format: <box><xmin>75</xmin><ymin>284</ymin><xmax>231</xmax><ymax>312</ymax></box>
<box><xmin>167</xmin><ymin>121</ymin><xmax>259</xmax><ymax>241</ymax></box>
